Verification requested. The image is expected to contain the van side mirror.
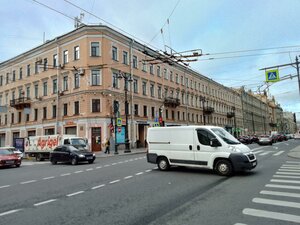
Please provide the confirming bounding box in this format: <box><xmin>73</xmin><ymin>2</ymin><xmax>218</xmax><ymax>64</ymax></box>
<box><xmin>210</xmin><ymin>138</ymin><xmax>221</xmax><ymax>147</ymax></box>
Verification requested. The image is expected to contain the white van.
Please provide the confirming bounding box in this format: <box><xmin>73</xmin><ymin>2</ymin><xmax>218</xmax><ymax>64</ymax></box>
<box><xmin>147</xmin><ymin>126</ymin><xmax>257</xmax><ymax>176</ymax></box>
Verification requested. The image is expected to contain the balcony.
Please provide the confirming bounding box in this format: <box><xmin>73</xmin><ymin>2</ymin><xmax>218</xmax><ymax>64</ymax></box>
<box><xmin>227</xmin><ymin>112</ymin><xmax>235</xmax><ymax>118</ymax></box>
<box><xmin>203</xmin><ymin>106</ymin><xmax>214</xmax><ymax>114</ymax></box>
<box><xmin>269</xmin><ymin>122</ymin><xmax>277</xmax><ymax>127</ymax></box>
<box><xmin>164</xmin><ymin>97</ymin><xmax>180</xmax><ymax>108</ymax></box>
<box><xmin>10</xmin><ymin>97</ymin><xmax>31</xmax><ymax>109</ymax></box>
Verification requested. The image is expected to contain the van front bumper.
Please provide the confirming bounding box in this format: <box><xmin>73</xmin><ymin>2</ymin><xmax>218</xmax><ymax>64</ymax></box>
<box><xmin>229</xmin><ymin>153</ymin><xmax>257</xmax><ymax>172</ymax></box>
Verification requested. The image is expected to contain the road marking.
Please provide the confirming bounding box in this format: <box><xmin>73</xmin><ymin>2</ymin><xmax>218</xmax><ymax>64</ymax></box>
<box><xmin>20</xmin><ymin>180</ymin><xmax>36</xmax><ymax>184</ymax></box>
<box><xmin>252</xmin><ymin>150</ymin><xmax>264</xmax><ymax>154</ymax></box>
<box><xmin>60</xmin><ymin>173</ymin><xmax>71</xmax><ymax>176</ymax></box>
<box><xmin>86</xmin><ymin>168</ymin><xmax>93</xmax><ymax>171</ymax></box>
<box><xmin>74</xmin><ymin>170</ymin><xmax>83</xmax><ymax>173</ymax></box>
<box><xmin>135</xmin><ymin>172</ymin><xmax>144</xmax><ymax>176</ymax></box>
<box><xmin>124</xmin><ymin>176</ymin><xmax>133</xmax><ymax>180</ymax></box>
<box><xmin>234</xmin><ymin>223</ymin><xmax>247</xmax><ymax>225</ymax></box>
<box><xmin>117</xmin><ymin>161</ymin><xmax>123</xmax><ymax>164</ymax></box>
<box><xmin>124</xmin><ymin>160</ymin><xmax>129</xmax><ymax>162</ymax></box>
<box><xmin>243</xmin><ymin>208</ymin><xmax>300</xmax><ymax>223</ymax></box>
<box><xmin>43</xmin><ymin>176</ymin><xmax>55</xmax><ymax>180</ymax></box>
<box><xmin>281</xmin><ymin>166</ymin><xmax>300</xmax><ymax>169</ymax></box>
<box><xmin>279</xmin><ymin>169</ymin><xmax>300</xmax><ymax>172</ymax></box>
<box><xmin>273</xmin><ymin>151</ymin><xmax>284</xmax><ymax>156</ymax></box>
<box><xmin>286</xmin><ymin>161</ymin><xmax>300</xmax><ymax>164</ymax></box>
<box><xmin>251</xmin><ymin>147</ymin><xmax>264</xmax><ymax>151</ymax></box>
<box><xmin>253</xmin><ymin>197</ymin><xmax>300</xmax><ymax>208</ymax></box>
<box><xmin>67</xmin><ymin>191</ymin><xmax>84</xmax><ymax>197</ymax></box>
<box><xmin>112</xmin><ymin>163</ymin><xmax>117</xmax><ymax>165</ymax></box>
<box><xmin>104</xmin><ymin>164</ymin><xmax>110</xmax><ymax>167</ymax></box>
<box><xmin>0</xmin><ymin>185</ymin><xmax>10</xmax><ymax>189</ymax></box>
<box><xmin>34</xmin><ymin>199</ymin><xmax>57</xmax><ymax>206</ymax></box>
<box><xmin>271</xmin><ymin>179</ymin><xmax>300</xmax><ymax>184</ymax></box>
<box><xmin>266</xmin><ymin>184</ymin><xmax>300</xmax><ymax>190</ymax></box>
<box><xmin>145</xmin><ymin>169</ymin><xmax>152</xmax><ymax>172</ymax></box>
<box><xmin>0</xmin><ymin>209</ymin><xmax>22</xmax><ymax>217</ymax></box>
<box><xmin>109</xmin><ymin>179</ymin><xmax>120</xmax><ymax>184</ymax></box>
<box><xmin>96</xmin><ymin>166</ymin><xmax>102</xmax><ymax>169</ymax></box>
<box><xmin>282</xmin><ymin>164</ymin><xmax>300</xmax><ymax>167</ymax></box>
<box><xmin>276</xmin><ymin>171</ymin><xmax>300</xmax><ymax>175</ymax></box>
<box><xmin>259</xmin><ymin>152</ymin><xmax>272</xmax><ymax>156</ymax></box>
<box><xmin>260</xmin><ymin>190</ymin><xmax>300</xmax><ymax>198</ymax></box>
<box><xmin>273</xmin><ymin>175</ymin><xmax>300</xmax><ymax>179</ymax></box>
<box><xmin>91</xmin><ymin>184</ymin><xmax>105</xmax><ymax>190</ymax></box>
<box><xmin>273</xmin><ymin>146</ymin><xmax>278</xmax><ymax>150</ymax></box>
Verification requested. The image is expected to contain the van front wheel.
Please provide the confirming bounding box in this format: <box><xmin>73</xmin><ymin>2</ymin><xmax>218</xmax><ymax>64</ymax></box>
<box><xmin>157</xmin><ymin>157</ymin><xmax>170</xmax><ymax>171</ymax></box>
<box><xmin>215</xmin><ymin>160</ymin><xmax>233</xmax><ymax>176</ymax></box>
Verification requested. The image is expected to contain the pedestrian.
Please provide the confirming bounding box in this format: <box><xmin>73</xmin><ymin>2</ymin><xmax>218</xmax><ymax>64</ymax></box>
<box><xmin>104</xmin><ymin>138</ymin><xmax>110</xmax><ymax>154</ymax></box>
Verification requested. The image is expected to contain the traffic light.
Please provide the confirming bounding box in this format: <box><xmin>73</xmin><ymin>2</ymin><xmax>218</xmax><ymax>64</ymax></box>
<box><xmin>113</xmin><ymin>100</ymin><xmax>119</xmax><ymax>113</ymax></box>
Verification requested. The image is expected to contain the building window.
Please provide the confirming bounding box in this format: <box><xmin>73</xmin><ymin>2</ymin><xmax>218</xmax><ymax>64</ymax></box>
<box><xmin>134</xmin><ymin>104</ymin><xmax>139</xmax><ymax>116</ymax></box>
<box><xmin>157</xmin><ymin>66</ymin><xmax>161</xmax><ymax>77</ymax></box>
<box><xmin>142</xmin><ymin>81</ymin><xmax>147</xmax><ymax>95</ymax></box>
<box><xmin>166</xmin><ymin>110</ymin><xmax>169</xmax><ymax>119</ymax></box>
<box><xmin>158</xmin><ymin>86</ymin><xmax>162</xmax><ymax>99</ymax></box>
<box><xmin>43</xmin><ymin>58</ymin><xmax>48</xmax><ymax>71</ymax></box>
<box><xmin>91</xmin><ymin>69</ymin><xmax>101</xmax><ymax>86</ymax></box>
<box><xmin>11</xmin><ymin>113</ymin><xmax>14</xmax><ymax>124</ymax></box>
<box><xmin>19</xmin><ymin>68</ymin><xmax>23</xmax><ymax>80</ymax></box>
<box><xmin>43</xmin><ymin>81</ymin><xmax>47</xmax><ymax>96</ymax></box>
<box><xmin>12</xmin><ymin>70</ymin><xmax>16</xmax><ymax>82</ymax></box>
<box><xmin>112</xmin><ymin>72</ymin><xmax>119</xmax><ymax>88</ymax></box>
<box><xmin>27</xmin><ymin>64</ymin><xmax>30</xmax><ymax>76</ymax></box>
<box><xmin>91</xmin><ymin>42</ymin><xmax>100</xmax><ymax>56</ymax></box>
<box><xmin>142</xmin><ymin>61</ymin><xmax>147</xmax><ymax>72</ymax></box>
<box><xmin>123</xmin><ymin>51</ymin><xmax>128</xmax><ymax>64</ymax></box>
<box><xmin>52</xmin><ymin>105</ymin><xmax>57</xmax><ymax>118</ymax></box>
<box><xmin>0</xmin><ymin>76</ymin><xmax>2</xmax><ymax>86</ymax></box>
<box><xmin>92</xmin><ymin>99</ymin><xmax>100</xmax><ymax>112</ymax></box>
<box><xmin>133</xmin><ymin>55</ymin><xmax>138</xmax><ymax>68</ymax></box>
<box><xmin>53</xmin><ymin>79</ymin><xmax>57</xmax><ymax>94</ymax></box>
<box><xmin>150</xmin><ymin>64</ymin><xmax>154</xmax><ymax>75</ymax></box>
<box><xmin>34</xmin><ymin>109</ymin><xmax>38</xmax><ymax>121</ymax></box>
<box><xmin>151</xmin><ymin>107</ymin><xmax>155</xmax><ymax>118</ymax></box>
<box><xmin>26</xmin><ymin>87</ymin><xmax>30</xmax><ymax>98</ymax></box>
<box><xmin>74</xmin><ymin>46</ymin><xmax>80</xmax><ymax>60</ymax></box>
<box><xmin>163</xmin><ymin>68</ymin><xmax>168</xmax><ymax>80</ymax></box>
<box><xmin>150</xmin><ymin>83</ymin><xmax>154</xmax><ymax>97</ymax></box>
<box><xmin>170</xmin><ymin>71</ymin><xmax>173</xmax><ymax>82</ymax></box>
<box><xmin>74</xmin><ymin>73</ymin><xmax>80</xmax><ymax>88</ymax></box>
<box><xmin>74</xmin><ymin>101</ymin><xmax>79</xmax><ymax>115</ymax></box>
<box><xmin>53</xmin><ymin>54</ymin><xmax>57</xmax><ymax>68</ymax></box>
<box><xmin>18</xmin><ymin>112</ymin><xmax>22</xmax><ymax>123</ymax></box>
<box><xmin>133</xmin><ymin>79</ymin><xmax>138</xmax><ymax>93</ymax></box>
<box><xmin>43</xmin><ymin>107</ymin><xmax>47</xmax><ymax>119</ymax></box>
<box><xmin>35</xmin><ymin>61</ymin><xmax>40</xmax><ymax>74</ymax></box>
<box><xmin>63</xmin><ymin>103</ymin><xmax>68</xmax><ymax>116</ymax></box>
<box><xmin>63</xmin><ymin>76</ymin><xmax>68</xmax><ymax>91</ymax></box>
<box><xmin>63</xmin><ymin>50</ymin><xmax>68</xmax><ymax>64</ymax></box>
<box><xmin>143</xmin><ymin>105</ymin><xmax>147</xmax><ymax>117</ymax></box>
<box><xmin>34</xmin><ymin>84</ymin><xmax>39</xmax><ymax>98</ymax></box>
<box><xmin>176</xmin><ymin>74</ymin><xmax>179</xmax><ymax>83</ymax></box>
<box><xmin>112</xmin><ymin>46</ymin><xmax>118</xmax><ymax>61</ymax></box>
<box><xmin>26</xmin><ymin>114</ymin><xmax>29</xmax><ymax>122</ymax></box>
<box><xmin>177</xmin><ymin>111</ymin><xmax>180</xmax><ymax>120</ymax></box>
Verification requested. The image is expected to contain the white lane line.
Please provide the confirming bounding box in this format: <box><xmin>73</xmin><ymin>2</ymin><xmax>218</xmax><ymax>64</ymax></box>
<box><xmin>124</xmin><ymin>176</ymin><xmax>133</xmax><ymax>180</ymax></box>
<box><xmin>67</xmin><ymin>191</ymin><xmax>84</xmax><ymax>197</ymax></box>
<box><xmin>124</xmin><ymin>160</ymin><xmax>129</xmax><ymax>162</ymax></box>
<box><xmin>286</xmin><ymin>161</ymin><xmax>300</xmax><ymax>164</ymax></box>
<box><xmin>34</xmin><ymin>199</ymin><xmax>57</xmax><ymax>206</ymax></box>
<box><xmin>74</xmin><ymin>170</ymin><xmax>83</xmax><ymax>173</ymax></box>
<box><xmin>91</xmin><ymin>184</ymin><xmax>106</xmax><ymax>190</ymax></box>
<box><xmin>251</xmin><ymin>147</ymin><xmax>264</xmax><ymax>151</ymax></box>
<box><xmin>279</xmin><ymin>169</ymin><xmax>300</xmax><ymax>172</ymax></box>
<box><xmin>259</xmin><ymin>152</ymin><xmax>272</xmax><ymax>156</ymax></box>
<box><xmin>273</xmin><ymin>146</ymin><xmax>278</xmax><ymax>150</ymax></box>
<box><xmin>0</xmin><ymin>185</ymin><xmax>10</xmax><ymax>189</ymax></box>
<box><xmin>0</xmin><ymin>209</ymin><xmax>22</xmax><ymax>217</ymax></box>
<box><xmin>252</xmin><ymin>150</ymin><xmax>264</xmax><ymax>154</ymax></box>
<box><xmin>109</xmin><ymin>179</ymin><xmax>120</xmax><ymax>184</ymax></box>
<box><xmin>145</xmin><ymin>169</ymin><xmax>152</xmax><ymax>173</ymax></box>
<box><xmin>135</xmin><ymin>172</ymin><xmax>144</xmax><ymax>176</ymax></box>
<box><xmin>266</xmin><ymin>184</ymin><xmax>300</xmax><ymax>190</ymax></box>
<box><xmin>273</xmin><ymin>151</ymin><xmax>284</xmax><ymax>156</ymax></box>
<box><xmin>271</xmin><ymin>179</ymin><xmax>300</xmax><ymax>184</ymax></box>
<box><xmin>234</xmin><ymin>223</ymin><xmax>247</xmax><ymax>225</ymax></box>
<box><xmin>253</xmin><ymin>197</ymin><xmax>300</xmax><ymax>209</ymax></box>
<box><xmin>112</xmin><ymin>163</ymin><xmax>117</xmax><ymax>165</ymax></box>
<box><xmin>20</xmin><ymin>180</ymin><xmax>36</xmax><ymax>184</ymax></box>
<box><xmin>273</xmin><ymin>175</ymin><xmax>300</xmax><ymax>179</ymax></box>
<box><xmin>260</xmin><ymin>190</ymin><xmax>300</xmax><ymax>198</ymax></box>
<box><xmin>43</xmin><ymin>176</ymin><xmax>55</xmax><ymax>180</ymax></box>
<box><xmin>134</xmin><ymin>158</ymin><xmax>139</xmax><ymax>160</ymax></box>
<box><xmin>282</xmin><ymin>164</ymin><xmax>300</xmax><ymax>167</ymax></box>
<box><xmin>60</xmin><ymin>173</ymin><xmax>71</xmax><ymax>176</ymax></box>
<box><xmin>86</xmin><ymin>168</ymin><xmax>93</xmax><ymax>171</ymax></box>
<box><xmin>276</xmin><ymin>171</ymin><xmax>300</xmax><ymax>175</ymax></box>
<box><xmin>96</xmin><ymin>166</ymin><xmax>102</xmax><ymax>169</ymax></box>
<box><xmin>243</xmin><ymin>208</ymin><xmax>300</xmax><ymax>223</ymax></box>
<box><xmin>117</xmin><ymin>161</ymin><xmax>124</xmax><ymax>164</ymax></box>
<box><xmin>104</xmin><ymin>164</ymin><xmax>110</xmax><ymax>167</ymax></box>
<box><xmin>281</xmin><ymin>166</ymin><xmax>300</xmax><ymax>169</ymax></box>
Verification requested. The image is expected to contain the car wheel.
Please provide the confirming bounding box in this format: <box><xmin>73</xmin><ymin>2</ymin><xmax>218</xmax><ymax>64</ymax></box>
<box><xmin>88</xmin><ymin>160</ymin><xmax>94</xmax><ymax>164</ymax></box>
<box><xmin>157</xmin><ymin>157</ymin><xmax>170</xmax><ymax>171</ymax></box>
<box><xmin>36</xmin><ymin>154</ymin><xmax>42</xmax><ymax>161</ymax></box>
<box><xmin>215</xmin><ymin>159</ymin><xmax>233</xmax><ymax>176</ymax></box>
<box><xmin>16</xmin><ymin>164</ymin><xmax>20</xmax><ymax>168</ymax></box>
<box><xmin>71</xmin><ymin>157</ymin><xmax>78</xmax><ymax>165</ymax></box>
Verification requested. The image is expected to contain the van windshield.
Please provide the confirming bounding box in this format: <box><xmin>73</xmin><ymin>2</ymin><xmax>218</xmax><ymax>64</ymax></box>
<box><xmin>211</xmin><ymin>128</ymin><xmax>240</xmax><ymax>145</ymax></box>
<box><xmin>70</xmin><ymin>138</ymin><xmax>86</xmax><ymax>145</ymax></box>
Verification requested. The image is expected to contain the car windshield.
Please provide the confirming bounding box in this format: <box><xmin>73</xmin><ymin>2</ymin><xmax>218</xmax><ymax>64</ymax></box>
<box><xmin>70</xmin><ymin>138</ymin><xmax>86</xmax><ymax>145</ymax></box>
<box><xmin>211</xmin><ymin>128</ymin><xmax>240</xmax><ymax>145</ymax></box>
<box><xmin>0</xmin><ymin>149</ymin><xmax>14</xmax><ymax>155</ymax></box>
<box><xmin>68</xmin><ymin>145</ymin><xmax>81</xmax><ymax>152</ymax></box>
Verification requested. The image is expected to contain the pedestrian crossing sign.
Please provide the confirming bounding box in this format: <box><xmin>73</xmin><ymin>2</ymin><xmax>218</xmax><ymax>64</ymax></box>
<box><xmin>265</xmin><ymin>69</ymin><xmax>280</xmax><ymax>82</ymax></box>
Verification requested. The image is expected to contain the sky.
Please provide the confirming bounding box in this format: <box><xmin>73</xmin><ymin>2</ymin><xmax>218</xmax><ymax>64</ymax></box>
<box><xmin>1</xmin><ymin>0</ymin><xmax>300</xmax><ymax>120</ymax></box>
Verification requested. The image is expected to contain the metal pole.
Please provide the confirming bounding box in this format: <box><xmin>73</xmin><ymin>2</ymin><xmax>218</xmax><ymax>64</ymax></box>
<box><xmin>124</xmin><ymin>77</ymin><xmax>130</xmax><ymax>152</ymax></box>
<box><xmin>296</xmin><ymin>56</ymin><xmax>300</xmax><ymax>95</ymax></box>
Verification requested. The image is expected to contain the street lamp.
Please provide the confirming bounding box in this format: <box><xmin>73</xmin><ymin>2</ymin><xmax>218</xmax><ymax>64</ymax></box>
<box><xmin>117</xmin><ymin>71</ymin><xmax>133</xmax><ymax>152</ymax></box>
<box><xmin>232</xmin><ymin>106</ymin><xmax>237</xmax><ymax>137</ymax></box>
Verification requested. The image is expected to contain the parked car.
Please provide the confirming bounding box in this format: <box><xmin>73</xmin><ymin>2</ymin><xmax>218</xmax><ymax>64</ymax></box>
<box><xmin>0</xmin><ymin>148</ymin><xmax>22</xmax><ymax>168</ymax></box>
<box><xmin>258</xmin><ymin>135</ymin><xmax>273</xmax><ymax>145</ymax></box>
<box><xmin>50</xmin><ymin>145</ymin><xmax>96</xmax><ymax>165</ymax></box>
<box><xmin>250</xmin><ymin>135</ymin><xmax>259</xmax><ymax>143</ymax></box>
<box><xmin>237</xmin><ymin>136</ymin><xmax>252</xmax><ymax>144</ymax></box>
<box><xmin>0</xmin><ymin>147</ymin><xmax>24</xmax><ymax>159</ymax></box>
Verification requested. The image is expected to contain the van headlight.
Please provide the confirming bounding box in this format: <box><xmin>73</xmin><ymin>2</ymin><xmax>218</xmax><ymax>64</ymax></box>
<box><xmin>228</xmin><ymin>146</ymin><xmax>241</xmax><ymax>153</ymax></box>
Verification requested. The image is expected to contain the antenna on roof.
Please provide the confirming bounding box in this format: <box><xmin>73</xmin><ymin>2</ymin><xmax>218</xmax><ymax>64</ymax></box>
<box><xmin>74</xmin><ymin>12</ymin><xmax>85</xmax><ymax>28</ymax></box>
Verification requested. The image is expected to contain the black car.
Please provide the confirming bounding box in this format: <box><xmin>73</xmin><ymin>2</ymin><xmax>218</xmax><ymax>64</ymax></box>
<box><xmin>50</xmin><ymin>145</ymin><xmax>95</xmax><ymax>165</ymax></box>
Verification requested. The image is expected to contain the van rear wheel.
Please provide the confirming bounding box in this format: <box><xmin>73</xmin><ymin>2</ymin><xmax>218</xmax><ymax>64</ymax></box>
<box><xmin>215</xmin><ymin>159</ymin><xmax>233</xmax><ymax>176</ymax></box>
<box><xmin>157</xmin><ymin>157</ymin><xmax>170</xmax><ymax>171</ymax></box>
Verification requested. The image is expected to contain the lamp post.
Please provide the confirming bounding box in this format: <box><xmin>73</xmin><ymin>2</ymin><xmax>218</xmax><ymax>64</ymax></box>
<box><xmin>118</xmin><ymin>71</ymin><xmax>132</xmax><ymax>152</ymax></box>
<box><xmin>232</xmin><ymin>106</ymin><xmax>237</xmax><ymax>137</ymax></box>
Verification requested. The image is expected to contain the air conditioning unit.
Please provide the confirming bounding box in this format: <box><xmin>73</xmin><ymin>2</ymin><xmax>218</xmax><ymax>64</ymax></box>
<box><xmin>78</xmin><ymin>68</ymin><xmax>85</xmax><ymax>76</ymax></box>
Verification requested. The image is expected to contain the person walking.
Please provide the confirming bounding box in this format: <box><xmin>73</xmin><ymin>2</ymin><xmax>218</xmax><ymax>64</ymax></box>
<box><xmin>104</xmin><ymin>138</ymin><xmax>110</xmax><ymax>154</ymax></box>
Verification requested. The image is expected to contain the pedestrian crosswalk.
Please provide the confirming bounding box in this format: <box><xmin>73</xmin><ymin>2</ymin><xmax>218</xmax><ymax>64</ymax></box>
<box><xmin>252</xmin><ymin>149</ymin><xmax>285</xmax><ymax>157</ymax></box>
<box><xmin>235</xmin><ymin>161</ymin><xmax>300</xmax><ymax>224</ymax></box>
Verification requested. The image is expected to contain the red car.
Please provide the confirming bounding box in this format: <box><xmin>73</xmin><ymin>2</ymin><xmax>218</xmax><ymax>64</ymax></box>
<box><xmin>0</xmin><ymin>148</ymin><xmax>22</xmax><ymax>168</ymax></box>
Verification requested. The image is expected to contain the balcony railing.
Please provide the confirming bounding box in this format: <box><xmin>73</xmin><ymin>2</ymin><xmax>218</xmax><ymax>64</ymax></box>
<box><xmin>10</xmin><ymin>97</ymin><xmax>31</xmax><ymax>109</ymax></box>
<box><xmin>227</xmin><ymin>112</ymin><xmax>235</xmax><ymax>118</ymax></box>
<box><xmin>203</xmin><ymin>106</ymin><xmax>214</xmax><ymax>114</ymax></box>
<box><xmin>164</xmin><ymin>97</ymin><xmax>180</xmax><ymax>108</ymax></box>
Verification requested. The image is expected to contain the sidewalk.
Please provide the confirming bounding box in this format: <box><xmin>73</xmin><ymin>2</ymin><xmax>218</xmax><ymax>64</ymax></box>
<box><xmin>94</xmin><ymin>147</ymin><xmax>147</xmax><ymax>158</ymax></box>
<box><xmin>288</xmin><ymin>145</ymin><xmax>300</xmax><ymax>159</ymax></box>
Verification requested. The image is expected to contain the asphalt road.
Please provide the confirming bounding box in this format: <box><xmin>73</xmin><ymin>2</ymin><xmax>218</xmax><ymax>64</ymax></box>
<box><xmin>0</xmin><ymin>139</ymin><xmax>299</xmax><ymax>225</ymax></box>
